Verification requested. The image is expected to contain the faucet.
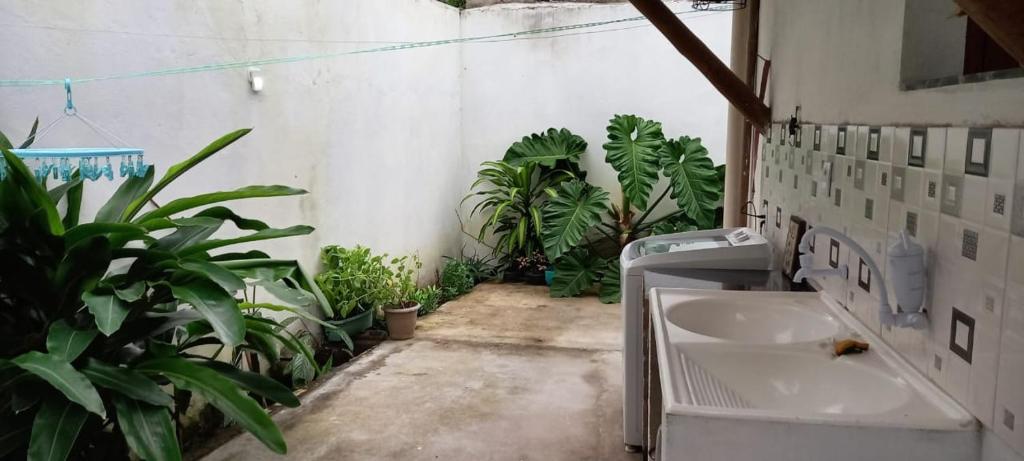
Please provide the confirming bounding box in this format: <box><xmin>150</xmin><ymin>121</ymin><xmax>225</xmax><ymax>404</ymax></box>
<box><xmin>793</xmin><ymin>226</ymin><xmax>927</xmax><ymax>330</ymax></box>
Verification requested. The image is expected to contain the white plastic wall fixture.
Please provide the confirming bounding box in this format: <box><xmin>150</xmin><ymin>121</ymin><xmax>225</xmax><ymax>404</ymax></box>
<box><xmin>887</xmin><ymin>231</ymin><xmax>926</xmax><ymax>314</ymax></box>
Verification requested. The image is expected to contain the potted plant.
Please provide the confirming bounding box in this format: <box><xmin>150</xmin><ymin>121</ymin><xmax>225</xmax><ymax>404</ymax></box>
<box><xmin>506</xmin><ymin>250</ymin><xmax>550</xmax><ymax>285</ymax></box>
<box><xmin>315</xmin><ymin>245</ymin><xmax>390</xmax><ymax>341</ymax></box>
<box><xmin>381</xmin><ymin>254</ymin><xmax>422</xmax><ymax>340</ymax></box>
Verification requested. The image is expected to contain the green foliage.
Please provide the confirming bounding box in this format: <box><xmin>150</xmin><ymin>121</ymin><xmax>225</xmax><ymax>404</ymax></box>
<box><xmin>602</xmin><ymin>114</ymin><xmax>666</xmax><ymax>210</ymax></box>
<box><xmin>439</xmin><ymin>259</ymin><xmax>475</xmax><ymax>301</ymax></box>
<box><xmin>315</xmin><ymin>245</ymin><xmax>391</xmax><ymax>318</ymax></box>
<box><xmin>503</xmin><ymin>128</ymin><xmax>587</xmax><ymax>168</ymax></box>
<box><xmin>465</xmin><ymin>128</ymin><xmax>585</xmax><ymax>268</ymax></box>
<box><xmin>413</xmin><ymin>285</ymin><xmax>443</xmax><ymax>316</ymax></box>
<box><xmin>0</xmin><ymin>126</ymin><xmax>325</xmax><ymax>460</ymax></box>
<box><xmin>531</xmin><ymin>115</ymin><xmax>724</xmax><ymax>303</ymax></box>
<box><xmin>540</xmin><ymin>180</ymin><xmax>610</xmax><ymax>260</ymax></box>
<box><xmin>382</xmin><ymin>254</ymin><xmax>422</xmax><ymax>308</ymax></box>
<box><xmin>314</xmin><ymin>246</ymin><xmax>422</xmax><ymax>314</ymax></box>
<box><xmin>439</xmin><ymin>0</ymin><xmax>465</xmax><ymax>7</ymax></box>
<box><xmin>549</xmin><ymin>249</ymin><xmax>606</xmax><ymax>298</ymax></box>
<box><xmin>659</xmin><ymin>136</ymin><xmax>722</xmax><ymax>228</ymax></box>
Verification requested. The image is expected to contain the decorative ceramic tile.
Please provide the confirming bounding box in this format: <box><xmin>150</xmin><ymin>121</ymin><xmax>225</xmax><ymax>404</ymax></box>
<box><xmin>909</xmin><ymin>127</ymin><xmax>927</xmax><ymax>168</ymax></box>
<box><xmin>962</xmin><ymin>229</ymin><xmax>979</xmax><ymax>261</ymax></box>
<box><xmin>868</xmin><ymin>127</ymin><xmax>881</xmax><ymax>160</ymax></box>
<box><xmin>995</xmin><ymin>194</ymin><xmax>1007</xmax><ymax>216</ymax></box>
<box><xmin>891</xmin><ymin>167</ymin><xmax>906</xmax><ymax>202</ymax></box>
<box><xmin>1013</xmin><ymin>182</ymin><xmax>1024</xmax><ymax>238</ymax></box>
<box><xmin>966</xmin><ymin>128</ymin><xmax>992</xmax><ymax>177</ymax></box>
<box><xmin>854</xmin><ymin>159</ymin><xmax>866</xmax><ymax>191</ymax></box>
<box><xmin>941</xmin><ymin>174</ymin><xmax>963</xmax><ymax>217</ymax></box>
<box><xmin>906</xmin><ymin>211</ymin><xmax>919</xmax><ymax>237</ymax></box>
<box><xmin>837</xmin><ymin>126</ymin><xmax>848</xmax><ymax>156</ymax></box>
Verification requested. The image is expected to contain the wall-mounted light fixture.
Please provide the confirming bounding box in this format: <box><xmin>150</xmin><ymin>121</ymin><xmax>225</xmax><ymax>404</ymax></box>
<box><xmin>248</xmin><ymin>67</ymin><xmax>264</xmax><ymax>93</ymax></box>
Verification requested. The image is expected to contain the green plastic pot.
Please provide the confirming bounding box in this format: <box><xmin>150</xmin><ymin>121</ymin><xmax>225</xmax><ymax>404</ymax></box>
<box><xmin>325</xmin><ymin>308</ymin><xmax>374</xmax><ymax>342</ymax></box>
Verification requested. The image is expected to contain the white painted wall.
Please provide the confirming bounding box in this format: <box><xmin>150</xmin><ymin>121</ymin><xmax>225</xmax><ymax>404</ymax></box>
<box><xmin>0</xmin><ymin>0</ymin><xmax>733</xmax><ymax>276</ymax></box>
<box><xmin>0</xmin><ymin>0</ymin><xmax>463</xmax><ymax>276</ymax></box>
<box><xmin>459</xmin><ymin>1</ymin><xmax>733</xmax><ymax>246</ymax></box>
<box><xmin>760</xmin><ymin>0</ymin><xmax>1024</xmax><ymax>126</ymax></box>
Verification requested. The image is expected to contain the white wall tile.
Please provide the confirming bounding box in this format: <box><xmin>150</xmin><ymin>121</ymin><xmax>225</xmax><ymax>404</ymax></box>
<box><xmin>766</xmin><ymin>124</ymin><xmax>1019</xmax><ymax>447</ymax></box>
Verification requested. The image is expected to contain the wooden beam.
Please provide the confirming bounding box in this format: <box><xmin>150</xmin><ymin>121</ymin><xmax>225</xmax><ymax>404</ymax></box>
<box><xmin>955</xmin><ymin>0</ymin><xmax>1024</xmax><ymax>66</ymax></box>
<box><xmin>628</xmin><ymin>0</ymin><xmax>770</xmax><ymax>131</ymax></box>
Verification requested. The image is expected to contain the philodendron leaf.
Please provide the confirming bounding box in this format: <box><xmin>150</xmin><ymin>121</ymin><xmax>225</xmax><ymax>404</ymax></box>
<box><xmin>659</xmin><ymin>136</ymin><xmax>721</xmax><ymax>228</ymax></box>
<box><xmin>136</xmin><ymin>357</ymin><xmax>287</xmax><ymax>454</ymax></box>
<box><xmin>81</xmin><ymin>359</ymin><xmax>173</xmax><ymax>407</ymax></box>
<box><xmin>170</xmin><ymin>279</ymin><xmax>245</xmax><ymax>347</ymax></box>
<box><xmin>598</xmin><ymin>259</ymin><xmax>621</xmax><ymax>304</ymax></box>
<box><xmin>46</xmin><ymin>320</ymin><xmax>99</xmax><ymax>361</ymax></box>
<box><xmin>28</xmin><ymin>399</ymin><xmax>88</xmax><ymax>461</ymax></box>
<box><xmin>549</xmin><ymin>249</ymin><xmax>605</xmax><ymax>298</ymax></box>
<box><xmin>112</xmin><ymin>395</ymin><xmax>181</xmax><ymax>461</ymax></box>
<box><xmin>82</xmin><ymin>291</ymin><xmax>130</xmax><ymax>336</ymax></box>
<box><xmin>503</xmin><ymin>128</ymin><xmax>587</xmax><ymax>167</ymax></box>
<box><xmin>12</xmin><ymin>351</ymin><xmax>106</xmax><ymax>418</ymax></box>
<box><xmin>602</xmin><ymin>114</ymin><xmax>666</xmax><ymax>211</ymax></box>
<box><xmin>541</xmin><ymin>180</ymin><xmax>609</xmax><ymax>261</ymax></box>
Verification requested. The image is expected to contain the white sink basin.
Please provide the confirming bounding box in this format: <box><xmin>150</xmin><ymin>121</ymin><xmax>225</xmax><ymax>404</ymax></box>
<box><xmin>682</xmin><ymin>347</ymin><xmax>911</xmax><ymax>415</ymax></box>
<box><xmin>664</xmin><ymin>292</ymin><xmax>840</xmax><ymax>344</ymax></box>
<box><xmin>650</xmin><ymin>288</ymin><xmax>978</xmax><ymax>461</ymax></box>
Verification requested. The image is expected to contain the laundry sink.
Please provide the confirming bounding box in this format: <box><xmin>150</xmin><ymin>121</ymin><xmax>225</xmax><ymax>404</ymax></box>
<box><xmin>680</xmin><ymin>347</ymin><xmax>912</xmax><ymax>415</ymax></box>
<box><xmin>661</xmin><ymin>290</ymin><xmax>841</xmax><ymax>344</ymax></box>
<box><xmin>650</xmin><ymin>288</ymin><xmax>978</xmax><ymax>461</ymax></box>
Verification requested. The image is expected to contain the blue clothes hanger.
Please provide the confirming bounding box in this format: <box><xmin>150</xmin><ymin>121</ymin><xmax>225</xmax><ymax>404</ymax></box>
<box><xmin>2</xmin><ymin>78</ymin><xmax>148</xmax><ymax>182</ymax></box>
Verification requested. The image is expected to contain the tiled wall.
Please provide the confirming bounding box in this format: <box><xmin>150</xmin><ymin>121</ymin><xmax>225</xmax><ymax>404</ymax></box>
<box><xmin>756</xmin><ymin>122</ymin><xmax>1024</xmax><ymax>454</ymax></box>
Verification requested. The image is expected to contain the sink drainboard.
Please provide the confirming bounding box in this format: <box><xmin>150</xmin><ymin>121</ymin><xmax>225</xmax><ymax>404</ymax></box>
<box><xmin>682</xmin><ymin>356</ymin><xmax>752</xmax><ymax>409</ymax></box>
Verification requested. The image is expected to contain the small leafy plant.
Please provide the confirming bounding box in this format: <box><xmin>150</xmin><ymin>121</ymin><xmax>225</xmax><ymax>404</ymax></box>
<box><xmin>0</xmin><ymin>126</ymin><xmax>329</xmax><ymax>460</ymax></box>
<box><xmin>315</xmin><ymin>245</ymin><xmax>391</xmax><ymax>319</ymax></box>
<box><xmin>412</xmin><ymin>285</ymin><xmax>443</xmax><ymax>316</ymax></box>
<box><xmin>382</xmin><ymin>255</ymin><xmax>422</xmax><ymax>308</ymax></box>
<box><xmin>439</xmin><ymin>259</ymin><xmax>475</xmax><ymax>302</ymax></box>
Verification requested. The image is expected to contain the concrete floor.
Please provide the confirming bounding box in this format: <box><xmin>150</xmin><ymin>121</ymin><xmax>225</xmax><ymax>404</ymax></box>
<box><xmin>203</xmin><ymin>283</ymin><xmax>639</xmax><ymax>461</ymax></box>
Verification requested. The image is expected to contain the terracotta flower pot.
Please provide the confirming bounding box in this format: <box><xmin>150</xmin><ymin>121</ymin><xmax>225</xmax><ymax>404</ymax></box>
<box><xmin>383</xmin><ymin>303</ymin><xmax>420</xmax><ymax>340</ymax></box>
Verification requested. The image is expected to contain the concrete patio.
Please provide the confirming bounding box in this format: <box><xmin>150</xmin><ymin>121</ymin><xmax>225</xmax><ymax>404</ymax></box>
<box><xmin>202</xmin><ymin>283</ymin><xmax>637</xmax><ymax>461</ymax></box>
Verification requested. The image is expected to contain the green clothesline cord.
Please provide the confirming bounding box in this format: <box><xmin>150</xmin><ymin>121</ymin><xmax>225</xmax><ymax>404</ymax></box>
<box><xmin>0</xmin><ymin>9</ymin><xmax>710</xmax><ymax>88</ymax></box>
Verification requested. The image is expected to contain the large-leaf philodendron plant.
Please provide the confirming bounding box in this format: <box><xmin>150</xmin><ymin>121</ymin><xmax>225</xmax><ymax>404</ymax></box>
<box><xmin>540</xmin><ymin>114</ymin><xmax>724</xmax><ymax>302</ymax></box>
<box><xmin>0</xmin><ymin>126</ymin><xmax>338</xmax><ymax>461</ymax></box>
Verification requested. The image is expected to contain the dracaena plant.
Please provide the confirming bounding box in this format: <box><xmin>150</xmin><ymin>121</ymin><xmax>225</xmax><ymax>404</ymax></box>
<box><xmin>463</xmin><ymin>128</ymin><xmax>584</xmax><ymax>269</ymax></box>
<box><xmin>0</xmin><ymin>126</ymin><xmax>341</xmax><ymax>461</ymax></box>
<box><xmin>539</xmin><ymin>115</ymin><xmax>724</xmax><ymax>302</ymax></box>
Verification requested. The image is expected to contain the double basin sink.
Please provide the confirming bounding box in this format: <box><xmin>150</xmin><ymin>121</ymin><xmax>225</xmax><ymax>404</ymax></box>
<box><xmin>650</xmin><ymin>289</ymin><xmax>978</xmax><ymax>461</ymax></box>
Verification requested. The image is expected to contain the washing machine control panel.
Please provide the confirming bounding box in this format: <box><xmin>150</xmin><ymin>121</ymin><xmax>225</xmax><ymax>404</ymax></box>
<box><xmin>724</xmin><ymin>228</ymin><xmax>765</xmax><ymax>246</ymax></box>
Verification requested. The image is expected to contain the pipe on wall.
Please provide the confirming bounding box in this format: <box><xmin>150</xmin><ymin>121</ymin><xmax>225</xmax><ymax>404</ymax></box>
<box><xmin>723</xmin><ymin>0</ymin><xmax>759</xmax><ymax>228</ymax></box>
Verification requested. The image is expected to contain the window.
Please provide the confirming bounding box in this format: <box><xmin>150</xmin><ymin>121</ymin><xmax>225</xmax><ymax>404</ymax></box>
<box><xmin>900</xmin><ymin>0</ymin><xmax>1022</xmax><ymax>90</ymax></box>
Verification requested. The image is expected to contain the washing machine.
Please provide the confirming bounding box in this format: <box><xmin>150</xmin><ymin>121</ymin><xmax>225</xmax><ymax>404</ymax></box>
<box><xmin>620</xmin><ymin>227</ymin><xmax>774</xmax><ymax>452</ymax></box>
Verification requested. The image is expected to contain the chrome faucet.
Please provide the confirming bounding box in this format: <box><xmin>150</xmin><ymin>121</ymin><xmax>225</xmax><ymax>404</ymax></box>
<box><xmin>793</xmin><ymin>226</ymin><xmax>927</xmax><ymax>329</ymax></box>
